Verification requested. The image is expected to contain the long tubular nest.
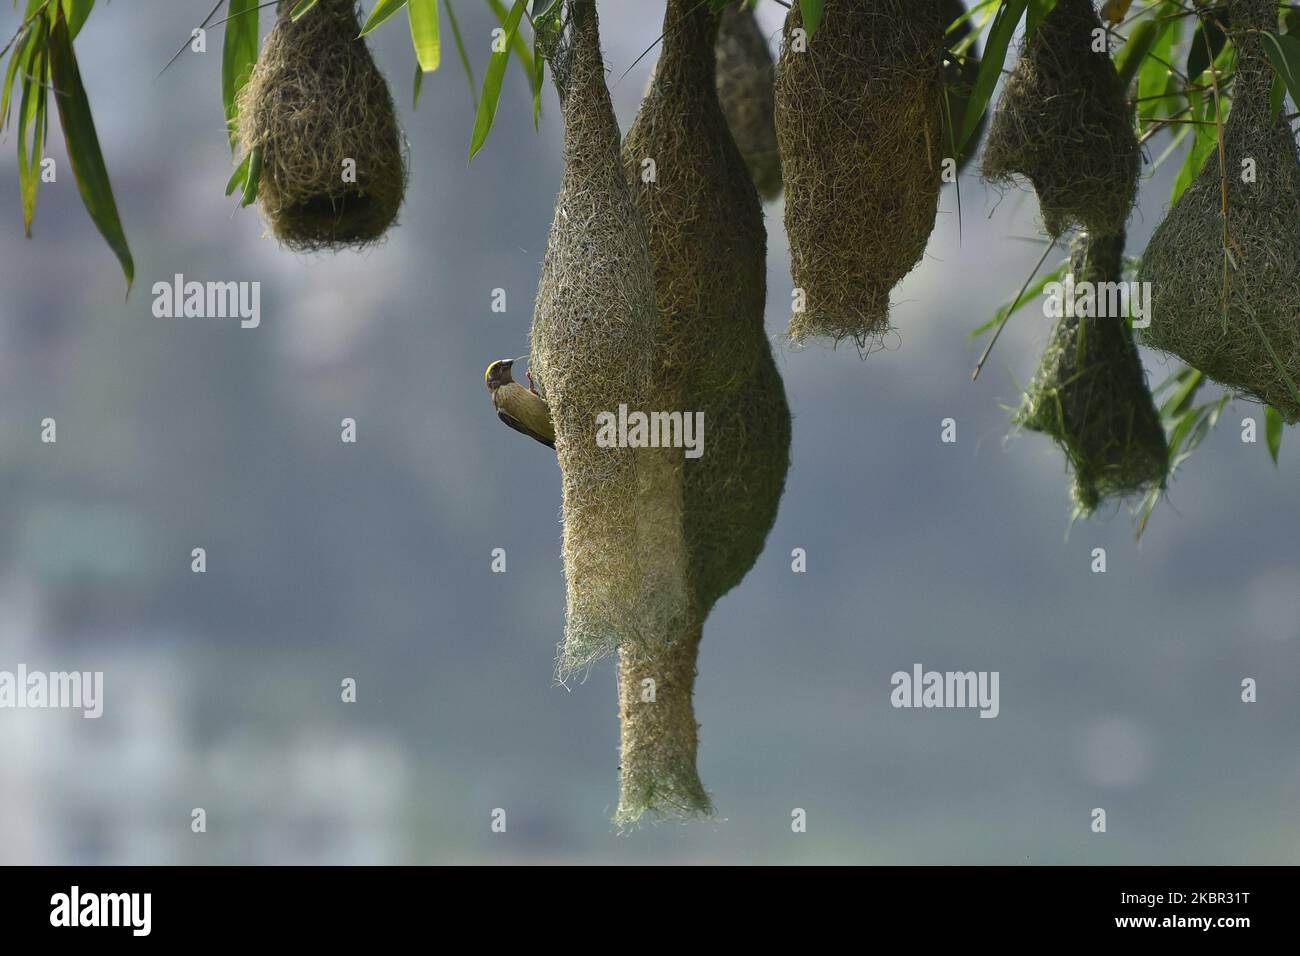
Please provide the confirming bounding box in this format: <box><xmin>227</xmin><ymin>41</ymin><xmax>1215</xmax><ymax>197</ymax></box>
<box><xmin>617</xmin><ymin>0</ymin><xmax>791</xmax><ymax>824</ymax></box>
<box><xmin>529</xmin><ymin>0</ymin><xmax>689</xmax><ymax>677</ymax></box>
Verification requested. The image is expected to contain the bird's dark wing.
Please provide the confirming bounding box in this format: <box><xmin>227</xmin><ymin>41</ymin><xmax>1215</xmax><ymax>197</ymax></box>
<box><xmin>497</xmin><ymin>409</ymin><xmax>556</xmax><ymax>449</ymax></box>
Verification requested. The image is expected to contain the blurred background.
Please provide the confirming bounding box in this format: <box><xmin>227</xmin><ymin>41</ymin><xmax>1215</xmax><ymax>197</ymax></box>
<box><xmin>0</xmin><ymin>1</ymin><xmax>1296</xmax><ymax>864</ymax></box>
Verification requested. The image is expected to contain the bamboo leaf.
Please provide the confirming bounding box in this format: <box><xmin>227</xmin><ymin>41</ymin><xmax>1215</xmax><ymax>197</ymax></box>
<box><xmin>409</xmin><ymin>0</ymin><xmax>440</xmax><ymax>72</ymax></box>
<box><xmin>1138</xmin><ymin>2</ymin><xmax>1181</xmax><ymax>123</ymax></box>
<box><xmin>48</xmin><ymin>10</ymin><xmax>133</xmax><ymax>289</ymax></box>
<box><xmin>1260</xmin><ymin>31</ymin><xmax>1300</xmax><ymax>112</ymax></box>
<box><xmin>970</xmin><ymin>262</ymin><xmax>1065</xmax><ymax>338</ymax></box>
<box><xmin>241</xmin><ymin>144</ymin><xmax>262</xmax><ymax>207</ymax></box>
<box><xmin>1186</xmin><ymin>7</ymin><xmax>1228</xmax><ymax>82</ymax></box>
<box><xmin>1114</xmin><ymin>18</ymin><xmax>1157</xmax><ymax>90</ymax></box>
<box><xmin>2</xmin><ymin>29</ymin><xmax>35</xmax><ymax>130</ymax></box>
<box><xmin>1026</xmin><ymin>0</ymin><xmax>1056</xmax><ymax>38</ymax></box>
<box><xmin>444</xmin><ymin>0</ymin><xmax>476</xmax><ymax>110</ymax></box>
<box><xmin>486</xmin><ymin>0</ymin><xmax>536</xmax><ymax>89</ymax></box>
<box><xmin>469</xmin><ymin>0</ymin><xmax>526</xmax><ymax>161</ymax></box>
<box><xmin>18</xmin><ymin>39</ymin><xmax>48</xmax><ymax>236</ymax></box>
<box><xmin>1265</xmin><ymin>406</ymin><xmax>1283</xmax><ymax>464</ymax></box>
<box><xmin>360</xmin><ymin>0</ymin><xmax>408</xmax><ymax>36</ymax></box>
<box><xmin>222</xmin><ymin>0</ymin><xmax>259</xmax><ymax>151</ymax></box>
<box><xmin>799</xmin><ymin>0</ymin><xmax>824</xmax><ymax>38</ymax></box>
<box><xmin>958</xmin><ymin>0</ymin><xmax>1030</xmax><ymax>156</ymax></box>
<box><xmin>226</xmin><ymin>150</ymin><xmax>252</xmax><ymax>195</ymax></box>
<box><xmin>1170</xmin><ymin>90</ymin><xmax>1215</xmax><ymax>203</ymax></box>
<box><xmin>16</xmin><ymin>18</ymin><xmax>48</xmax><ymax>236</ymax></box>
<box><xmin>290</xmin><ymin>0</ymin><xmax>320</xmax><ymax>20</ymax></box>
<box><xmin>62</xmin><ymin>0</ymin><xmax>94</xmax><ymax>38</ymax></box>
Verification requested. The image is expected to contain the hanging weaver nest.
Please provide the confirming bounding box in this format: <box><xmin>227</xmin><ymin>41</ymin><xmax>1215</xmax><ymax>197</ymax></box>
<box><xmin>1016</xmin><ymin>231</ymin><xmax>1168</xmax><ymax>515</ymax></box>
<box><xmin>618</xmin><ymin>0</ymin><xmax>791</xmax><ymax>823</ymax></box>
<box><xmin>981</xmin><ymin>0</ymin><xmax>1139</xmax><ymax>238</ymax></box>
<box><xmin>774</xmin><ymin>0</ymin><xmax>946</xmax><ymax>346</ymax></box>
<box><xmin>1139</xmin><ymin>0</ymin><xmax>1300</xmax><ymax>422</ymax></box>
<box><xmin>714</xmin><ymin>1</ymin><xmax>782</xmax><ymax>200</ymax></box>
<box><xmin>237</xmin><ymin>0</ymin><xmax>407</xmax><ymax>251</ymax></box>
<box><xmin>530</xmin><ymin>0</ymin><xmax>689</xmax><ymax>677</ymax></box>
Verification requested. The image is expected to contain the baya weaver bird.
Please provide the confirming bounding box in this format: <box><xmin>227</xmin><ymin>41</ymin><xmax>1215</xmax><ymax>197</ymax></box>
<box><xmin>485</xmin><ymin>358</ymin><xmax>556</xmax><ymax>449</ymax></box>
<box><xmin>1100</xmin><ymin>0</ymin><xmax>1134</xmax><ymax>26</ymax></box>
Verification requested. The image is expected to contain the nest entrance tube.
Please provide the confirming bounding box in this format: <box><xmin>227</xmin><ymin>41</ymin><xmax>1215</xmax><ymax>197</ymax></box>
<box><xmin>237</xmin><ymin>0</ymin><xmax>407</xmax><ymax>251</ymax></box>
<box><xmin>619</xmin><ymin>0</ymin><xmax>791</xmax><ymax>823</ymax></box>
<box><xmin>616</xmin><ymin>624</ymin><xmax>710</xmax><ymax>823</ymax></box>
<box><xmin>774</xmin><ymin>0</ymin><xmax>946</xmax><ymax>346</ymax></box>
<box><xmin>529</xmin><ymin>0</ymin><xmax>688</xmax><ymax>676</ymax></box>
<box><xmin>1016</xmin><ymin>232</ymin><xmax>1168</xmax><ymax>515</ymax></box>
<box><xmin>1139</xmin><ymin>0</ymin><xmax>1300</xmax><ymax>421</ymax></box>
<box><xmin>981</xmin><ymin>0</ymin><xmax>1139</xmax><ymax>238</ymax></box>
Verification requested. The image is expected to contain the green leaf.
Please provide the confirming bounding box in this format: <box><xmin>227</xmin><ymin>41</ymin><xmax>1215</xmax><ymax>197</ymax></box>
<box><xmin>469</xmin><ymin>0</ymin><xmax>526</xmax><ymax>161</ymax></box>
<box><xmin>409</xmin><ymin>0</ymin><xmax>440</xmax><ymax>72</ymax></box>
<box><xmin>971</xmin><ymin>260</ymin><xmax>1066</xmax><ymax>337</ymax></box>
<box><xmin>1138</xmin><ymin>2</ymin><xmax>1181</xmax><ymax>123</ymax></box>
<box><xmin>444</xmin><ymin>0</ymin><xmax>476</xmax><ymax>110</ymax></box>
<box><xmin>1265</xmin><ymin>406</ymin><xmax>1284</xmax><ymax>464</ymax></box>
<box><xmin>1170</xmin><ymin>90</ymin><xmax>1215</xmax><ymax>203</ymax></box>
<box><xmin>61</xmin><ymin>0</ymin><xmax>94</xmax><ymax>38</ymax></box>
<box><xmin>1026</xmin><ymin>0</ymin><xmax>1056</xmax><ymax>37</ymax></box>
<box><xmin>799</xmin><ymin>0</ymin><xmax>824</xmax><ymax>38</ymax></box>
<box><xmin>1186</xmin><ymin>7</ymin><xmax>1228</xmax><ymax>82</ymax></box>
<box><xmin>1114</xmin><ymin>18</ymin><xmax>1157</xmax><ymax>91</ymax></box>
<box><xmin>532</xmin><ymin>29</ymin><xmax>544</xmax><ymax>128</ymax></box>
<box><xmin>360</xmin><ymin>0</ymin><xmax>408</xmax><ymax>37</ymax></box>
<box><xmin>1157</xmin><ymin>367</ymin><xmax>1203</xmax><ymax>418</ymax></box>
<box><xmin>1260</xmin><ymin>32</ymin><xmax>1300</xmax><ymax>113</ymax></box>
<box><xmin>290</xmin><ymin>0</ymin><xmax>320</xmax><ymax>20</ymax></box>
<box><xmin>226</xmin><ymin>150</ymin><xmax>252</xmax><ymax>195</ymax></box>
<box><xmin>241</xmin><ymin>144</ymin><xmax>262</xmax><ymax>207</ymax></box>
<box><xmin>222</xmin><ymin>0</ymin><xmax>259</xmax><ymax>151</ymax></box>
<box><xmin>18</xmin><ymin>31</ymin><xmax>49</xmax><ymax>237</ymax></box>
<box><xmin>958</xmin><ymin>0</ymin><xmax>1030</xmax><ymax>156</ymax></box>
<box><xmin>486</xmin><ymin>0</ymin><xmax>537</xmax><ymax>90</ymax></box>
<box><xmin>412</xmin><ymin>59</ymin><xmax>423</xmax><ymax>108</ymax></box>
<box><xmin>48</xmin><ymin>9</ymin><xmax>133</xmax><ymax>289</ymax></box>
<box><xmin>2</xmin><ymin>29</ymin><xmax>36</xmax><ymax>130</ymax></box>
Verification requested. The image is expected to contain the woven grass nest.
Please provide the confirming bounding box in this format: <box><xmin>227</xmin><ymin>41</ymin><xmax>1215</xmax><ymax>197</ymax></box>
<box><xmin>237</xmin><ymin>0</ymin><xmax>407</xmax><ymax>251</ymax></box>
<box><xmin>1139</xmin><ymin>0</ymin><xmax>1300</xmax><ymax>422</ymax></box>
<box><xmin>715</xmin><ymin>1</ymin><xmax>782</xmax><ymax>200</ymax></box>
<box><xmin>618</xmin><ymin>0</ymin><xmax>790</xmax><ymax>824</ymax></box>
<box><xmin>1016</xmin><ymin>231</ymin><xmax>1168</xmax><ymax>514</ymax></box>
<box><xmin>981</xmin><ymin>0</ymin><xmax>1139</xmax><ymax>238</ymax></box>
<box><xmin>530</xmin><ymin>0</ymin><xmax>689</xmax><ymax>677</ymax></box>
<box><xmin>774</xmin><ymin>0</ymin><xmax>947</xmax><ymax>346</ymax></box>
